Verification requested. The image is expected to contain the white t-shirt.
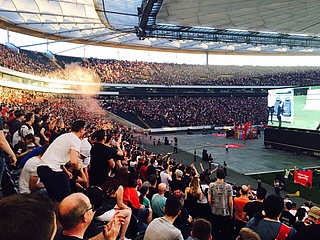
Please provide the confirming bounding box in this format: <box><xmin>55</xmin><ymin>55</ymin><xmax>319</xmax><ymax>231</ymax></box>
<box><xmin>41</xmin><ymin>132</ymin><xmax>81</xmax><ymax>172</ymax></box>
<box><xmin>79</xmin><ymin>138</ymin><xmax>92</xmax><ymax>168</ymax></box>
<box><xmin>19</xmin><ymin>156</ymin><xmax>44</xmax><ymax>194</ymax></box>
<box><xmin>160</xmin><ymin>170</ymin><xmax>172</xmax><ymax>191</ymax></box>
<box><xmin>12</xmin><ymin>124</ymin><xmax>34</xmax><ymax>147</ymax></box>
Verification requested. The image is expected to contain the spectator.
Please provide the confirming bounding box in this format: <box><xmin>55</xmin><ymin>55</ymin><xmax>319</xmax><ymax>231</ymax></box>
<box><xmin>18</xmin><ymin>144</ymin><xmax>49</xmax><ymax>194</ymax></box>
<box><xmin>294</xmin><ymin>206</ymin><xmax>320</xmax><ymax>239</ymax></box>
<box><xmin>236</xmin><ymin>227</ymin><xmax>261</xmax><ymax>240</ymax></box>
<box><xmin>170</xmin><ymin>169</ymin><xmax>187</xmax><ymax>194</ymax></box>
<box><xmin>37</xmin><ymin>120</ymin><xmax>85</xmax><ymax>203</ymax></box>
<box><xmin>144</xmin><ymin>195</ymin><xmax>184</xmax><ymax>240</ymax></box>
<box><xmin>234</xmin><ymin>185</ymin><xmax>251</xmax><ymax>235</ymax></box>
<box><xmin>160</xmin><ymin>162</ymin><xmax>172</xmax><ymax>197</ymax></box>
<box><xmin>246</xmin><ymin>195</ymin><xmax>296</xmax><ymax>240</ymax></box>
<box><xmin>39</xmin><ymin>115</ymin><xmax>50</xmax><ymax>145</ymax></box>
<box><xmin>151</xmin><ymin>182</ymin><xmax>167</xmax><ymax>218</ymax></box>
<box><xmin>12</xmin><ymin>112</ymin><xmax>38</xmax><ymax>147</ymax></box>
<box><xmin>187</xmin><ymin>218</ymin><xmax>212</xmax><ymax>240</ymax></box>
<box><xmin>293</xmin><ymin>208</ymin><xmax>307</xmax><ymax>232</ymax></box>
<box><xmin>123</xmin><ymin>172</ymin><xmax>152</xmax><ymax>224</ymax></box>
<box><xmin>197</xmin><ymin>173</ymin><xmax>211</xmax><ymax>219</ymax></box>
<box><xmin>146</xmin><ymin>174</ymin><xmax>158</xmax><ymax>201</ymax></box>
<box><xmin>8</xmin><ymin>110</ymin><xmax>25</xmax><ymax>137</ymax></box>
<box><xmin>79</xmin><ymin>131</ymin><xmax>97</xmax><ymax>188</ymax></box>
<box><xmin>208</xmin><ymin>168</ymin><xmax>233</xmax><ymax>239</ymax></box>
<box><xmin>13</xmin><ymin>133</ymin><xmax>35</xmax><ymax>167</ymax></box>
<box><xmin>139</xmin><ymin>185</ymin><xmax>151</xmax><ymax>209</ymax></box>
<box><xmin>32</xmin><ymin>107</ymin><xmax>42</xmax><ymax>137</ymax></box>
<box><xmin>281</xmin><ymin>202</ymin><xmax>296</xmax><ymax>228</ymax></box>
<box><xmin>89</xmin><ymin>130</ymin><xmax>116</xmax><ymax>187</ymax></box>
<box><xmin>55</xmin><ymin>192</ymin><xmax>124</xmax><ymax>240</ymax></box>
<box><xmin>0</xmin><ymin>194</ymin><xmax>56</xmax><ymax>240</ymax></box>
<box><xmin>184</xmin><ymin>176</ymin><xmax>202</xmax><ymax>218</ymax></box>
<box><xmin>243</xmin><ymin>187</ymin><xmax>267</xmax><ymax>220</ymax></box>
<box><xmin>97</xmin><ymin>167</ymin><xmax>132</xmax><ymax>240</ymax></box>
<box><xmin>104</xmin><ymin>133</ymin><xmax>124</xmax><ymax>174</ymax></box>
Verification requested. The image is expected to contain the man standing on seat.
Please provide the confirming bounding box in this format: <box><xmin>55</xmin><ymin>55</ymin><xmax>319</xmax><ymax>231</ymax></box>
<box><xmin>37</xmin><ymin>120</ymin><xmax>85</xmax><ymax>203</ymax></box>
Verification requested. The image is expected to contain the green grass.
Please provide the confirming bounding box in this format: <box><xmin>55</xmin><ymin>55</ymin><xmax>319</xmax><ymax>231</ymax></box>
<box><xmin>249</xmin><ymin>170</ymin><xmax>320</xmax><ymax>204</ymax></box>
<box><xmin>280</xmin><ymin>95</ymin><xmax>320</xmax><ymax>129</ymax></box>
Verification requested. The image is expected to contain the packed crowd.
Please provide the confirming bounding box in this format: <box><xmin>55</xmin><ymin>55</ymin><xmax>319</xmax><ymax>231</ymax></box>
<box><xmin>2</xmin><ymin>44</ymin><xmax>320</xmax><ymax>86</ymax></box>
<box><xmin>0</xmin><ymin>44</ymin><xmax>58</xmax><ymax>75</ymax></box>
<box><xmin>104</xmin><ymin>96</ymin><xmax>268</xmax><ymax>127</ymax></box>
<box><xmin>0</xmin><ymin>87</ymin><xmax>319</xmax><ymax>240</ymax></box>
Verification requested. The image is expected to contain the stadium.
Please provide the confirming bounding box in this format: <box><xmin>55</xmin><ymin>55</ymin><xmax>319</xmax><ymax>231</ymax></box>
<box><xmin>0</xmin><ymin>0</ymin><xmax>320</xmax><ymax>239</ymax></box>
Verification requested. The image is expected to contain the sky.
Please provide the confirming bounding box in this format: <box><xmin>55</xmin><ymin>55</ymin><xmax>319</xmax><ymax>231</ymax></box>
<box><xmin>2</xmin><ymin>29</ymin><xmax>320</xmax><ymax>66</ymax></box>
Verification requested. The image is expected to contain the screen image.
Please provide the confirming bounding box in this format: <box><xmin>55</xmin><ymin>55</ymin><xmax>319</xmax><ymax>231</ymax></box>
<box><xmin>267</xmin><ymin>85</ymin><xmax>320</xmax><ymax>130</ymax></box>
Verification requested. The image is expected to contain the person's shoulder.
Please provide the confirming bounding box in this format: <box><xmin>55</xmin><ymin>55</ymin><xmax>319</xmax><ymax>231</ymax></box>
<box><xmin>54</xmin><ymin>228</ymin><xmax>88</xmax><ymax>240</ymax></box>
<box><xmin>224</xmin><ymin>182</ymin><xmax>233</xmax><ymax>187</ymax></box>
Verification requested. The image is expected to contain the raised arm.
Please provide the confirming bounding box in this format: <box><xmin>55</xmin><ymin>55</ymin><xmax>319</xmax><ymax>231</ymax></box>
<box><xmin>191</xmin><ymin>163</ymin><xmax>199</xmax><ymax>177</ymax></box>
<box><xmin>199</xmin><ymin>162</ymin><xmax>205</xmax><ymax>172</ymax></box>
<box><xmin>210</xmin><ymin>165</ymin><xmax>218</xmax><ymax>175</ymax></box>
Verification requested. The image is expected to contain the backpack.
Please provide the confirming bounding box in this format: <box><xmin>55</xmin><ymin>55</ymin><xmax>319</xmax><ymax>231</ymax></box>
<box><xmin>275</xmin><ymin>223</ymin><xmax>291</xmax><ymax>240</ymax></box>
<box><xmin>18</xmin><ymin>123</ymin><xmax>32</xmax><ymax>137</ymax></box>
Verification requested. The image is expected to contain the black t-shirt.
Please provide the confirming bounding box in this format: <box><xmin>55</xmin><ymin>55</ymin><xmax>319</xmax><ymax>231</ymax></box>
<box><xmin>147</xmin><ymin>186</ymin><xmax>158</xmax><ymax>202</ymax></box>
<box><xmin>243</xmin><ymin>201</ymin><xmax>264</xmax><ymax>219</ymax></box>
<box><xmin>13</xmin><ymin>141</ymin><xmax>28</xmax><ymax>165</ymax></box>
<box><xmin>280</xmin><ymin>210</ymin><xmax>295</xmax><ymax>227</ymax></box>
<box><xmin>10</xmin><ymin>119</ymin><xmax>23</xmax><ymax>136</ymax></box>
<box><xmin>170</xmin><ymin>179</ymin><xmax>187</xmax><ymax>193</ymax></box>
<box><xmin>32</xmin><ymin>116</ymin><xmax>41</xmax><ymax>136</ymax></box>
<box><xmin>294</xmin><ymin>224</ymin><xmax>320</xmax><ymax>240</ymax></box>
<box><xmin>182</xmin><ymin>175</ymin><xmax>191</xmax><ymax>187</ymax></box>
<box><xmin>173</xmin><ymin>206</ymin><xmax>189</xmax><ymax>231</ymax></box>
<box><xmin>89</xmin><ymin>143</ymin><xmax>117</xmax><ymax>187</ymax></box>
<box><xmin>293</xmin><ymin>221</ymin><xmax>306</xmax><ymax>232</ymax></box>
<box><xmin>147</xmin><ymin>165</ymin><xmax>156</xmax><ymax>179</ymax></box>
<box><xmin>39</xmin><ymin>122</ymin><xmax>50</xmax><ymax>145</ymax></box>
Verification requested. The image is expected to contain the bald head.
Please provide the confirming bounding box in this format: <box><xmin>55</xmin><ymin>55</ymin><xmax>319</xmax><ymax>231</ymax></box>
<box><xmin>240</xmin><ymin>185</ymin><xmax>249</xmax><ymax>196</ymax></box>
<box><xmin>58</xmin><ymin>193</ymin><xmax>92</xmax><ymax>231</ymax></box>
<box><xmin>158</xmin><ymin>183</ymin><xmax>167</xmax><ymax>195</ymax></box>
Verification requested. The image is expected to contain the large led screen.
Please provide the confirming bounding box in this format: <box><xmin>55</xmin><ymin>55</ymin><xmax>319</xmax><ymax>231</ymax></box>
<box><xmin>267</xmin><ymin>86</ymin><xmax>320</xmax><ymax>130</ymax></box>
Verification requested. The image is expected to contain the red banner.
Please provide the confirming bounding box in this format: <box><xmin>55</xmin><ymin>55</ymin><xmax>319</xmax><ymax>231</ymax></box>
<box><xmin>294</xmin><ymin>169</ymin><xmax>313</xmax><ymax>188</ymax></box>
<box><xmin>221</xmin><ymin>144</ymin><xmax>245</xmax><ymax>149</ymax></box>
<box><xmin>213</xmin><ymin>133</ymin><xmax>226</xmax><ymax>137</ymax></box>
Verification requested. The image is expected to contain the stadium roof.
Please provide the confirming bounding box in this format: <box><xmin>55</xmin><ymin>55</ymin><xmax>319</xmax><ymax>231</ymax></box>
<box><xmin>1</xmin><ymin>0</ymin><xmax>320</xmax><ymax>54</ymax></box>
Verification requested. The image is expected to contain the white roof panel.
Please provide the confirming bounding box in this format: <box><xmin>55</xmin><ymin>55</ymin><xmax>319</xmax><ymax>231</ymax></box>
<box><xmin>1</xmin><ymin>0</ymin><xmax>320</xmax><ymax>54</ymax></box>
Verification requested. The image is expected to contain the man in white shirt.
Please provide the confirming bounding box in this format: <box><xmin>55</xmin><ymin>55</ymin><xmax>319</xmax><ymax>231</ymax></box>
<box><xmin>160</xmin><ymin>162</ymin><xmax>172</xmax><ymax>197</ymax></box>
<box><xmin>37</xmin><ymin>120</ymin><xmax>85</xmax><ymax>203</ymax></box>
<box><xmin>19</xmin><ymin>145</ymin><xmax>49</xmax><ymax>194</ymax></box>
<box><xmin>79</xmin><ymin>132</ymin><xmax>96</xmax><ymax>188</ymax></box>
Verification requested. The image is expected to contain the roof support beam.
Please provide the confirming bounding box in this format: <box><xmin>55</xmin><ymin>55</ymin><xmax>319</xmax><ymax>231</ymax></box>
<box><xmin>137</xmin><ymin>25</ymin><xmax>320</xmax><ymax>48</ymax></box>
